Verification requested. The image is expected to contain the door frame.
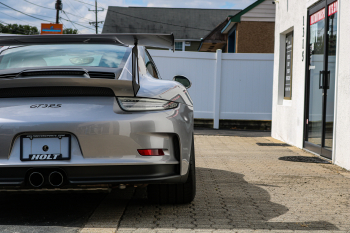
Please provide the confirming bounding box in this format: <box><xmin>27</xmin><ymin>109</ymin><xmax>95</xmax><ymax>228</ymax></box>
<box><xmin>304</xmin><ymin>0</ymin><xmax>337</xmax><ymax>159</ymax></box>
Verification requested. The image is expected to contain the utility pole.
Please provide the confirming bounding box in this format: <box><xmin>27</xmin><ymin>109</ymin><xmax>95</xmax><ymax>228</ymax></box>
<box><xmin>89</xmin><ymin>0</ymin><xmax>104</xmax><ymax>34</ymax></box>
<box><xmin>55</xmin><ymin>0</ymin><xmax>63</xmax><ymax>24</ymax></box>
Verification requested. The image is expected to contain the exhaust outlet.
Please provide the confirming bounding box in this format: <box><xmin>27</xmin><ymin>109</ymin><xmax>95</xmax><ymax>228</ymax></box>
<box><xmin>49</xmin><ymin>171</ymin><xmax>64</xmax><ymax>187</ymax></box>
<box><xmin>29</xmin><ymin>172</ymin><xmax>44</xmax><ymax>188</ymax></box>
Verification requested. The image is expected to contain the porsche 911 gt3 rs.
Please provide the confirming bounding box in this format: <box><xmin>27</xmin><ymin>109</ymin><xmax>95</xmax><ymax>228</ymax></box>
<box><xmin>0</xmin><ymin>34</ymin><xmax>195</xmax><ymax>204</ymax></box>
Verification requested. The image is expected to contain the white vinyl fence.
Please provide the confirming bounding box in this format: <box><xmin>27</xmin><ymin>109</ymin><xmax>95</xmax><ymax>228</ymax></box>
<box><xmin>149</xmin><ymin>50</ymin><xmax>274</xmax><ymax>128</ymax></box>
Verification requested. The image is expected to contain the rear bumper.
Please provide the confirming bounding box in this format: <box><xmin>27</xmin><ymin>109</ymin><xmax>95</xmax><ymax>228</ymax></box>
<box><xmin>0</xmin><ymin>164</ymin><xmax>188</xmax><ymax>187</ymax></box>
<box><xmin>0</xmin><ymin>97</ymin><xmax>194</xmax><ymax>176</ymax></box>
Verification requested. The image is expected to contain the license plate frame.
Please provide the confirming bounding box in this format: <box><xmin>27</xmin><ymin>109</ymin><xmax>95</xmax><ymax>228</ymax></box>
<box><xmin>20</xmin><ymin>134</ymin><xmax>71</xmax><ymax>162</ymax></box>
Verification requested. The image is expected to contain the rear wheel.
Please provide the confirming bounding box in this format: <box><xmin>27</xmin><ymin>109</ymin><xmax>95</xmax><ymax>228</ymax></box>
<box><xmin>147</xmin><ymin>136</ymin><xmax>196</xmax><ymax>204</ymax></box>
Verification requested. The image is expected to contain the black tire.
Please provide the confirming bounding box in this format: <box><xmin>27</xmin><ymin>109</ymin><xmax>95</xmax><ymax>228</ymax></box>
<box><xmin>147</xmin><ymin>136</ymin><xmax>196</xmax><ymax>204</ymax></box>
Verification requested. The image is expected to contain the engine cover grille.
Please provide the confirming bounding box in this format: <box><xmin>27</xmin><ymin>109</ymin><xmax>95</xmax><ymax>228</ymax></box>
<box><xmin>88</xmin><ymin>72</ymin><xmax>115</xmax><ymax>79</ymax></box>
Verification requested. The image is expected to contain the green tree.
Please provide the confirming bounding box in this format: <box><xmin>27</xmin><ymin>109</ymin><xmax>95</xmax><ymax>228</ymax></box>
<box><xmin>0</xmin><ymin>23</ymin><xmax>39</xmax><ymax>35</ymax></box>
<box><xmin>63</xmin><ymin>28</ymin><xmax>78</xmax><ymax>34</ymax></box>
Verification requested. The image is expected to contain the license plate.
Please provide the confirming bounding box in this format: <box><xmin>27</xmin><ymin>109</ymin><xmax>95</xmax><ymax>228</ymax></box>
<box><xmin>20</xmin><ymin>134</ymin><xmax>71</xmax><ymax>161</ymax></box>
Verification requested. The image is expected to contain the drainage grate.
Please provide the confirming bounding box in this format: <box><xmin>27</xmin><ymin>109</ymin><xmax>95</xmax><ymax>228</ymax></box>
<box><xmin>279</xmin><ymin>156</ymin><xmax>330</xmax><ymax>164</ymax></box>
<box><xmin>256</xmin><ymin>143</ymin><xmax>291</xmax><ymax>147</ymax></box>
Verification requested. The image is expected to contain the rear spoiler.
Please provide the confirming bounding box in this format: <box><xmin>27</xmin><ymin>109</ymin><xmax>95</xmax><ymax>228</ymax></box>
<box><xmin>0</xmin><ymin>33</ymin><xmax>175</xmax><ymax>96</ymax></box>
<box><xmin>0</xmin><ymin>33</ymin><xmax>175</xmax><ymax>50</ymax></box>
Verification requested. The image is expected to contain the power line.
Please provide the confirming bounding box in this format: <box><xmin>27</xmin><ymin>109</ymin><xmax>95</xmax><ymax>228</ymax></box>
<box><xmin>20</xmin><ymin>0</ymin><xmax>95</xmax><ymax>32</ymax></box>
<box><xmin>0</xmin><ymin>8</ymin><xmax>65</xmax><ymax>33</ymax></box>
<box><xmin>4</xmin><ymin>0</ymin><xmax>212</xmax><ymax>33</ymax></box>
<box><xmin>22</xmin><ymin>0</ymin><xmax>94</xmax><ymax>23</ymax></box>
<box><xmin>0</xmin><ymin>10</ymin><xmax>34</xmax><ymax>24</ymax></box>
<box><xmin>30</xmin><ymin>13</ymin><xmax>56</xmax><ymax>20</ymax></box>
<box><xmin>72</xmin><ymin>0</ymin><xmax>95</xmax><ymax>7</ymax></box>
<box><xmin>60</xmin><ymin>17</ymin><xmax>95</xmax><ymax>31</ymax></box>
<box><xmin>0</xmin><ymin>2</ymin><xmax>54</xmax><ymax>23</ymax></box>
<box><xmin>66</xmin><ymin>0</ymin><xmax>86</xmax><ymax>19</ymax></box>
<box><xmin>23</xmin><ymin>0</ymin><xmax>52</xmax><ymax>10</ymax></box>
<box><xmin>70</xmin><ymin>13</ymin><xmax>95</xmax><ymax>23</ymax></box>
<box><xmin>62</xmin><ymin>10</ymin><xmax>78</xmax><ymax>31</ymax></box>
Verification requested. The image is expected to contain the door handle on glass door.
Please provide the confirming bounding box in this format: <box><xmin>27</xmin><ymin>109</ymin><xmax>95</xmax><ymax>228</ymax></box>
<box><xmin>319</xmin><ymin>70</ymin><xmax>324</xmax><ymax>89</ymax></box>
<box><xmin>326</xmin><ymin>71</ymin><xmax>330</xmax><ymax>89</ymax></box>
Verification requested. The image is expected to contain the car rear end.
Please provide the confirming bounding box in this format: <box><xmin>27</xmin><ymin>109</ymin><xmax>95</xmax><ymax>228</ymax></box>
<box><xmin>0</xmin><ymin>34</ymin><xmax>195</xmax><ymax>204</ymax></box>
<box><xmin>1</xmin><ymin>95</ymin><xmax>190</xmax><ymax>187</ymax></box>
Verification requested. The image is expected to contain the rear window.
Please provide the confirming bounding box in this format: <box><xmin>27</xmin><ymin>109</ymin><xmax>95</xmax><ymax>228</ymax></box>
<box><xmin>0</xmin><ymin>44</ymin><xmax>131</xmax><ymax>70</ymax></box>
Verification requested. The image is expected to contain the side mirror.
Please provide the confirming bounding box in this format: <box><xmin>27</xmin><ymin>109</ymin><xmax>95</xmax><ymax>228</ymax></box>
<box><xmin>173</xmin><ymin>75</ymin><xmax>192</xmax><ymax>89</ymax></box>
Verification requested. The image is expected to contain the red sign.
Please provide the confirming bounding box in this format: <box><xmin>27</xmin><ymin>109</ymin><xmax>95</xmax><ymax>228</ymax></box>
<box><xmin>310</xmin><ymin>8</ymin><xmax>325</xmax><ymax>25</ymax></box>
<box><xmin>328</xmin><ymin>1</ymin><xmax>338</xmax><ymax>16</ymax></box>
<box><xmin>41</xmin><ymin>23</ymin><xmax>63</xmax><ymax>34</ymax></box>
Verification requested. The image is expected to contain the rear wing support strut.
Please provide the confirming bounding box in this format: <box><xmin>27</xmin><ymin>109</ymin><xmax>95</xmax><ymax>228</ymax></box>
<box><xmin>132</xmin><ymin>38</ymin><xmax>140</xmax><ymax>96</ymax></box>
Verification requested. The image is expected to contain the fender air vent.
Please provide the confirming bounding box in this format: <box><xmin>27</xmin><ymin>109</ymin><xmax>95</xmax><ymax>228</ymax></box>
<box><xmin>88</xmin><ymin>72</ymin><xmax>115</xmax><ymax>79</ymax></box>
<box><xmin>0</xmin><ymin>73</ymin><xmax>18</xmax><ymax>79</ymax></box>
<box><xmin>0</xmin><ymin>86</ymin><xmax>115</xmax><ymax>98</ymax></box>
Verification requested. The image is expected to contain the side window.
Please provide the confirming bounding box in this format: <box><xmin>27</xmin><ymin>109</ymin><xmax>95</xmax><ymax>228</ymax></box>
<box><xmin>145</xmin><ymin>50</ymin><xmax>160</xmax><ymax>79</ymax></box>
<box><xmin>284</xmin><ymin>31</ymin><xmax>293</xmax><ymax>100</ymax></box>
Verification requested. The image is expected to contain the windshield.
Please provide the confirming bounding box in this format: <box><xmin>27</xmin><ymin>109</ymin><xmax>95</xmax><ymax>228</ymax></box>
<box><xmin>0</xmin><ymin>44</ymin><xmax>131</xmax><ymax>70</ymax></box>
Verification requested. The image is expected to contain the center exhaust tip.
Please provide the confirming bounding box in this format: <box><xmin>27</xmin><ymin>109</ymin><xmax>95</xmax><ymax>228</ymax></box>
<box><xmin>49</xmin><ymin>171</ymin><xmax>64</xmax><ymax>187</ymax></box>
<box><xmin>29</xmin><ymin>172</ymin><xmax>44</xmax><ymax>188</ymax></box>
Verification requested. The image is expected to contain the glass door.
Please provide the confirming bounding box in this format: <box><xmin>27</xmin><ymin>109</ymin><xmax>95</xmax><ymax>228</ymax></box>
<box><xmin>305</xmin><ymin>0</ymin><xmax>338</xmax><ymax>159</ymax></box>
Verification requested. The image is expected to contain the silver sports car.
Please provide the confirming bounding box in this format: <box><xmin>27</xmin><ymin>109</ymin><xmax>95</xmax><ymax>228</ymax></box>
<box><xmin>0</xmin><ymin>34</ymin><xmax>195</xmax><ymax>204</ymax></box>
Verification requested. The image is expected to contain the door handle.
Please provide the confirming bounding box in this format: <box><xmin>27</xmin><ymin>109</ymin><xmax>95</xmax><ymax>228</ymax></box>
<box><xmin>319</xmin><ymin>70</ymin><xmax>324</xmax><ymax>89</ymax></box>
<box><xmin>326</xmin><ymin>71</ymin><xmax>330</xmax><ymax>89</ymax></box>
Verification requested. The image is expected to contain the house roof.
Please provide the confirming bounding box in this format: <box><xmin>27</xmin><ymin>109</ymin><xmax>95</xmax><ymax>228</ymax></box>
<box><xmin>228</xmin><ymin>0</ymin><xmax>266</xmax><ymax>23</ymax></box>
<box><xmin>102</xmin><ymin>7</ymin><xmax>241</xmax><ymax>40</ymax></box>
<box><xmin>198</xmin><ymin>0</ymin><xmax>275</xmax><ymax>52</ymax></box>
<box><xmin>221</xmin><ymin>0</ymin><xmax>275</xmax><ymax>34</ymax></box>
<box><xmin>198</xmin><ymin>18</ymin><xmax>229</xmax><ymax>52</ymax></box>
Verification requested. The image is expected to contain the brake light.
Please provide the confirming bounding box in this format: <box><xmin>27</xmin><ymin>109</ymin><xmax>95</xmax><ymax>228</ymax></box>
<box><xmin>138</xmin><ymin>149</ymin><xmax>164</xmax><ymax>156</ymax></box>
<box><xmin>117</xmin><ymin>97</ymin><xmax>178</xmax><ymax>111</ymax></box>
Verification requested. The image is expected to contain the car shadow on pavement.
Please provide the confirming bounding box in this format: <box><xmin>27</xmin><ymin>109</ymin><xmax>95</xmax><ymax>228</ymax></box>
<box><xmin>0</xmin><ymin>191</ymin><xmax>107</xmax><ymax>232</ymax></box>
<box><xmin>119</xmin><ymin>167</ymin><xmax>338</xmax><ymax>231</ymax></box>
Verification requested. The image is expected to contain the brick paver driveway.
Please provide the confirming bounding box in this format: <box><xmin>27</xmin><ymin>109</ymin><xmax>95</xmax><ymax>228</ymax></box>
<box><xmin>80</xmin><ymin>132</ymin><xmax>350</xmax><ymax>233</ymax></box>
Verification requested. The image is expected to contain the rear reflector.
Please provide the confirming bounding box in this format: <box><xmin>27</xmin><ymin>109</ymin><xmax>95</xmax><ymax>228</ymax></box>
<box><xmin>138</xmin><ymin>149</ymin><xmax>164</xmax><ymax>156</ymax></box>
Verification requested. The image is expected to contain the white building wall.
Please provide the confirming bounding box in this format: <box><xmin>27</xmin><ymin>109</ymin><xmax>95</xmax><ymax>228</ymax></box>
<box><xmin>272</xmin><ymin>0</ymin><xmax>350</xmax><ymax>170</ymax></box>
<box><xmin>333</xmin><ymin>0</ymin><xmax>350</xmax><ymax>170</ymax></box>
<box><xmin>272</xmin><ymin>0</ymin><xmax>307</xmax><ymax>148</ymax></box>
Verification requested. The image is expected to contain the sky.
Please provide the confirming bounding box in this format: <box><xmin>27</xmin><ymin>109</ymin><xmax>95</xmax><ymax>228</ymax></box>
<box><xmin>0</xmin><ymin>0</ymin><xmax>256</xmax><ymax>34</ymax></box>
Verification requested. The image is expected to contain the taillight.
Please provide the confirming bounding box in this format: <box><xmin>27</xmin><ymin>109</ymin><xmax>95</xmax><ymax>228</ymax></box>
<box><xmin>138</xmin><ymin>149</ymin><xmax>164</xmax><ymax>156</ymax></box>
<box><xmin>117</xmin><ymin>97</ymin><xmax>178</xmax><ymax>111</ymax></box>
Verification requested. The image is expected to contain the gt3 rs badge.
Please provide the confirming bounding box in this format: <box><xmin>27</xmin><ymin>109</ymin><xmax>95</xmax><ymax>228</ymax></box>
<box><xmin>30</xmin><ymin>104</ymin><xmax>62</xmax><ymax>108</ymax></box>
<box><xmin>30</xmin><ymin>154</ymin><xmax>62</xmax><ymax>160</ymax></box>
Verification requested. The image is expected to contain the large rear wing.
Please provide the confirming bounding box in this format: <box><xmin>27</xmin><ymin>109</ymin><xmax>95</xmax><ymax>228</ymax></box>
<box><xmin>0</xmin><ymin>33</ymin><xmax>175</xmax><ymax>50</ymax></box>
<box><xmin>0</xmin><ymin>33</ymin><xmax>174</xmax><ymax>96</ymax></box>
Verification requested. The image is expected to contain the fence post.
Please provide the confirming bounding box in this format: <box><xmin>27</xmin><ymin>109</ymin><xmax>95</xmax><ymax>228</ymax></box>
<box><xmin>213</xmin><ymin>49</ymin><xmax>222</xmax><ymax>129</ymax></box>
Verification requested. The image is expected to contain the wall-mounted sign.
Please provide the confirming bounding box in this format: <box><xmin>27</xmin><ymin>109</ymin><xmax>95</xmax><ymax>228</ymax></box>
<box><xmin>41</xmin><ymin>23</ymin><xmax>63</xmax><ymax>34</ymax></box>
<box><xmin>310</xmin><ymin>8</ymin><xmax>325</xmax><ymax>25</ymax></box>
<box><xmin>284</xmin><ymin>32</ymin><xmax>293</xmax><ymax>99</ymax></box>
<box><xmin>328</xmin><ymin>1</ymin><xmax>338</xmax><ymax>16</ymax></box>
